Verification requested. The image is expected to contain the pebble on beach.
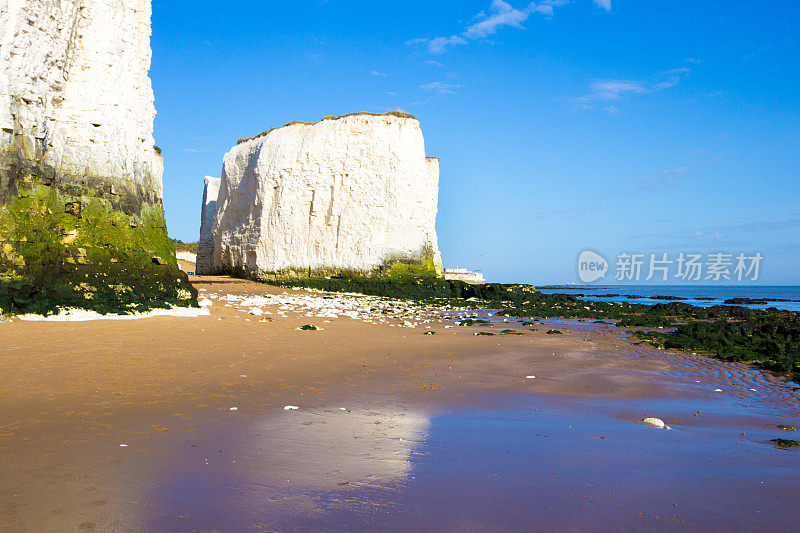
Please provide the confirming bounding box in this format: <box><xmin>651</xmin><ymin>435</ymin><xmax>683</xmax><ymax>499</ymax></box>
<box><xmin>642</xmin><ymin>417</ymin><xmax>671</xmax><ymax>429</ymax></box>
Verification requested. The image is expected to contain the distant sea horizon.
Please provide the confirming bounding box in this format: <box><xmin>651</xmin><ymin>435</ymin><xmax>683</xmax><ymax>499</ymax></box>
<box><xmin>537</xmin><ymin>285</ymin><xmax>800</xmax><ymax>312</ymax></box>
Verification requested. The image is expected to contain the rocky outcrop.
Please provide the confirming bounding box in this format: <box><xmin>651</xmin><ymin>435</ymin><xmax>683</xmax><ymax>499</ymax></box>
<box><xmin>0</xmin><ymin>0</ymin><xmax>194</xmax><ymax>314</ymax></box>
<box><xmin>212</xmin><ymin>112</ymin><xmax>442</xmax><ymax>277</ymax></box>
<box><xmin>0</xmin><ymin>0</ymin><xmax>163</xmax><ymax>211</ymax></box>
<box><xmin>196</xmin><ymin>176</ymin><xmax>220</xmax><ymax>275</ymax></box>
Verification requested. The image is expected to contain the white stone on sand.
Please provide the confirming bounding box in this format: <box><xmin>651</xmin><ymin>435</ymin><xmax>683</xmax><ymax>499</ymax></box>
<box><xmin>642</xmin><ymin>417</ymin><xmax>671</xmax><ymax>430</ymax></box>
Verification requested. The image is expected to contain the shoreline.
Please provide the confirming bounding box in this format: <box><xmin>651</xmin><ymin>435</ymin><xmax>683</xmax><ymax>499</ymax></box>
<box><xmin>0</xmin><ymin>273</ymin><xmax>798</xmax><ymax>530</ymax></box>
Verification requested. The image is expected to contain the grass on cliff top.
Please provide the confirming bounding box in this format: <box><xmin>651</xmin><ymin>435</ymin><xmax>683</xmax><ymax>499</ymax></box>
<box><xmin>237</xmin><ymin>111</ymin><xmax>418</xmax><ymax>144</ymax></box>
<box><xmin>172</xmin><ymin>240</ymin><xmax>198</xmax><ymax>254</ymax></box>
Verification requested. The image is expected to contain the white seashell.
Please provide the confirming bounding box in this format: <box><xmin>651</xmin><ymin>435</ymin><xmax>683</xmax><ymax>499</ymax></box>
<box><xmin>643</xmin><ymin>417</ymin><xmax>670</xmax><ymax>429</ymax></box>
<box><xmin>284</xmin><ymin>405</ymin><xmax>300</xmax><ymax>411</ymax></box>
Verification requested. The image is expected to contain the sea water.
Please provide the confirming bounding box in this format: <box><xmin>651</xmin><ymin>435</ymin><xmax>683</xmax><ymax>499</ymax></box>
<box><xmin>538</xmin><ymin>285</ymin><xmax>800</xmax><ymax>312</ymax></box>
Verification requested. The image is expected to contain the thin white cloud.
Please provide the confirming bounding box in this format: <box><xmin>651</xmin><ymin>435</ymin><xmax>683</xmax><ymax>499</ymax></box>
<box><xmin>630</xmin><ymin>156</ymin><xmax>721</xmax><ymax>190</ymax></box>
<box><xmin>594</xmin><ymin>0</ymin><xmax>611</xmax><ymax>11</ymax></box>
<box><xmin>371</xmin><ymin>70</ymin><xmax>387</xmax><ymax>77</ymax></box>
<box><xmin>463</xmin><ymin>0</ymin><xmax>529</xmax><ymax>39</ymax></box>
<box><xmin>589</xmin><ymin>80</ymin><xmax>649</xmax><ymax>101</ymax></box>
<box><xmin>634</xmin><ymin>216</ymin><xmax>800</xmax><ymax>241</ymax></box>
<box><xmin>653</xmin><ymin>67</ymin><xmax>690</xmax><ymax>89</ymax></box>
<box><xmin>420</xmin><ymin>81</ymin><xmax>461</xmax><ymax>94</ymax></box>
<box><xmin>408</xmin><ymin>35</ymin><xmax>467</xmax><ymax>54</ymax></box>
<box><xmin>408</xmin><ymin>0</ymin><xmax>568</xmax><ymax>54</ymax></box>
<box><xmin>576</xmin><ymin>68</ymin><xmax>691</xmax><ymax>110</ymax></box>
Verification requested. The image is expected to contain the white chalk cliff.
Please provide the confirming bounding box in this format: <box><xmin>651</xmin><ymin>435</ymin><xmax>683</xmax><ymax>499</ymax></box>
<box><xmin>196</xmin><ymin>175</ymin><xmax>220</xmax><ymax>275</ymax></box>
<box><xmin>212</xmin><ymin>112</ymin><xmax>442</xmax><ymax>275</ymax></box>
<box><xmin>0</xmin><ymin>0</ymin><xmax>163</xmax><ymax>210</ymax></box>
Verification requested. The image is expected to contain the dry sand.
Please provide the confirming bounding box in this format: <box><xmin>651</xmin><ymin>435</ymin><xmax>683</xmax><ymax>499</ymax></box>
<box><xmin>0</xmin><ymin>272</ymin><xmax>798</xmax><ymax>531</ymax></box>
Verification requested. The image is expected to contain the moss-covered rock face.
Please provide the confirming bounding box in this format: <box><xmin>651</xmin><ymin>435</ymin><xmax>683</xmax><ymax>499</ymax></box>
<box><xmin>0</xmin><ymin>183</ymin><xmax>196</xmax><ymax>316</ymax></box>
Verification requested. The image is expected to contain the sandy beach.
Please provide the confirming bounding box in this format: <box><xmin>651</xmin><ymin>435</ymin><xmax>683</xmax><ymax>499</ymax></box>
<box><xmin>0</xmin><ymin>272</ymin><xmax>798</xmax><ymax>531</ymax></box>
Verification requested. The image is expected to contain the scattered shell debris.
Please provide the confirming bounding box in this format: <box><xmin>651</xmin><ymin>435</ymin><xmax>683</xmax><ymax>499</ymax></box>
<box><xmin>197</xmin><ymin>289</ymin><xmax>475</xmax><ymax>328</ymax></box>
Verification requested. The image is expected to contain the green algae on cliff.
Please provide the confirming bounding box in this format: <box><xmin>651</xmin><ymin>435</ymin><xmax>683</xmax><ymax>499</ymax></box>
<box><xmin>0</xmin><ymin>184</ymin><xmax>197</xmax><ymax>316</ymax></box>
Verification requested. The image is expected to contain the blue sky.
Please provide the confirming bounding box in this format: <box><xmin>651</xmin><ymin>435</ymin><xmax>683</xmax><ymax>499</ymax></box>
<box><xmin>151</xmin><ymin>0</ymin><xmax>799</xmax><ymax>285</ymax></box>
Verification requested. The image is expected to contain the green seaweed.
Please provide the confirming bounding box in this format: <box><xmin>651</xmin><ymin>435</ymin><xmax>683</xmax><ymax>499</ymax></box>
<box><xmin>770</xmin><ymin>438</ymin><xmax>800</xmax><ymax>448</ymax></box>
<box><xmin>0</xmin><ymin>184</ymin><xmax>196</xmax><ymax>316</ymax></box>
<box><xmin>546</xmin><ymin>329</ymin><xmax>563</xmax><ymax>335</ymax></box>
<box><xmin>459</xmin><ymin>318</ymin><xmax>491</xmax><ymax>326</ymax></box>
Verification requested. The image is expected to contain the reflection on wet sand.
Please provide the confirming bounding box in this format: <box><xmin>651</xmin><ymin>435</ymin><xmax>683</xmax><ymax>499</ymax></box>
<box><xmin>235</xmin><ymin>406</ymin><xmax>430</xmax><ymax>488</ymax></box>
<box><xmin>141</xmin><ymin>405</ymin><xmax>431</xmax><ymax>530</ymax></box>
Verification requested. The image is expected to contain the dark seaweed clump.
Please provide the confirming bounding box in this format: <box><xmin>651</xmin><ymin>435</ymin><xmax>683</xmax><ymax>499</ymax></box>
<box><xmin>771</xmin><ymin>438</ymin><xmax>800</xmax><ymax>448</ymax></box>
<box><xmin>459</xmin><ymin>318</ymin><xmax>491</xmax><ymax>326</ymax></box>
<box><xmin>272</xmin><ymin>275</ymin><xmax>533</xmax><ymax>302</ymax></box>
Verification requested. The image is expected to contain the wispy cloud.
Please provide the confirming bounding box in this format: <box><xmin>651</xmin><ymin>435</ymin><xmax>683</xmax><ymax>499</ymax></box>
<box><xmin>629</xmin><ymin>155</ymin><xmax>721</xmax><ymax>191</ymax></box>
<box><xmin>593</xmin><ymin>0</ymin><xmax>611</xmax><ymax>11</ymax></box>
<box><xmin>184</xmin><ymin>136</ymin><xmax>209</xmax><ymax>154</ymax></box>
<box><xmin>370</xmin><ymin>70</ymin><xmax>387</xmax><ymax>77</ymax></box>
<box><xmin>420</xmin><ymin>81</ymin><xmax>461</xmax><ymax>94</ymax></box>
<box><xmin>653</xmin><ymin>67</ymin><xmax>690</xmax><ymax>89</ymax></box>
<box><xmin>634</xmin><ymin>217</ymin><xmax>800</xmax><ymax>242</ymax></box>
<box><xmin>408</xmin><ymin>0</ymin><xmax>568</xmax><ymax>54</ymax></box>
<box><xmin>587</xmin><ymin>80</ymin><xmax>649</xmax><ymax>101</ymax></box>
<box><xmin>463</xmin><ymin>1</ymin><xmax>531</xmax><ymax>40</ymax></box>
<box><xmin>576</xmin><ymin>67</ymin><xmax>691</xmax><ymax>110</ymax></box>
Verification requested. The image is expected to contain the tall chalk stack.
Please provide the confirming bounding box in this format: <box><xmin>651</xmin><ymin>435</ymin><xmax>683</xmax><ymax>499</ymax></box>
<box><xmin>0</xmin><ymin>0</ymin><xmax>194</xmax><ymax>314</ymax></box>
<box><xmin>211</xmin><ymin>112</ymin><xmax>442</xmax><ymax>277</ymax></box>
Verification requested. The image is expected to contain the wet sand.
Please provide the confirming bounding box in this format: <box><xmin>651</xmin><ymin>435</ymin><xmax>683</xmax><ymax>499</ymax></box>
<box><xmin>0</xmin><ymin>273</ymin><xmax>798</xmax><ymax>531</ymax></box>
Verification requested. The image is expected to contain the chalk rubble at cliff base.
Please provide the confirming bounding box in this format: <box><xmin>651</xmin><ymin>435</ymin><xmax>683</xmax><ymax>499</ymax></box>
<box><xmin>196</xmin><ymin>287</ymin><xmax>471</xmax><ymax>328</ymax></box>
<box><xmin>17</xmin><ymin>305</ymin><xmax>210</xmax><ymax>322</ymax></box>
